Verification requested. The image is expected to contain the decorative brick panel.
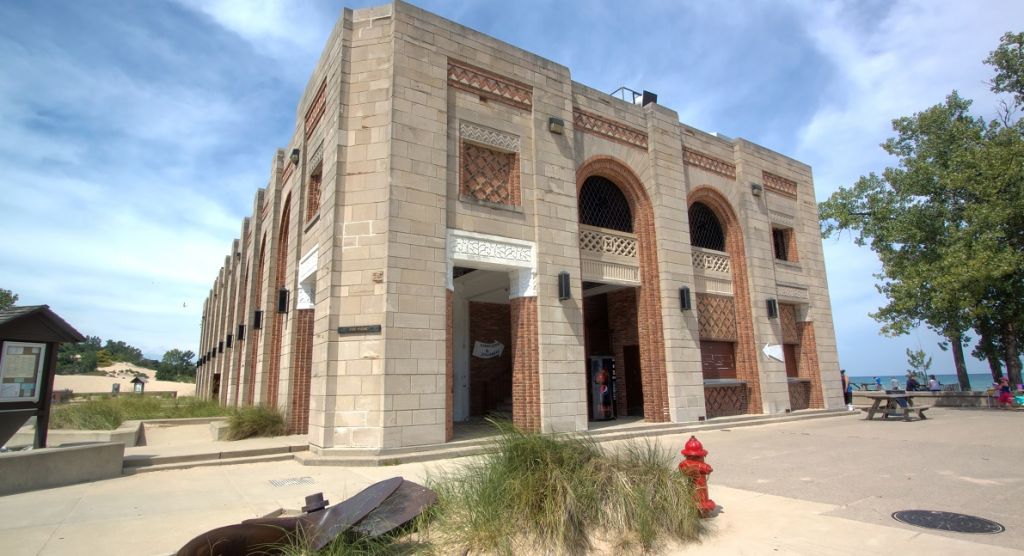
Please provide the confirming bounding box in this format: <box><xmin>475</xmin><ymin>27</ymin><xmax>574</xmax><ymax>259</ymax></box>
<box><xmin>578</xmin><ymin>156</ymin><xmax>669</xmax><ymax>422</ymax></box>
<box><xmin>510</xmin><ymin>297</ymin><xmax>540</xmax><ymax>432</ymax></box>
<box><xmin>460</xmin><ymin>141</ymin><xmax>520</xmax><ymax>206</ymax></box>
<box><xmin>573</xmin><ymin>109</ymin><xmax>648</xmax><ymax>149</ymax></box>
<box><xmin>788</xmin><ymin>380</ymin><xmax>811</xmax><ymax>410</ymax></box>
<box><xmin>689</xmin><ymin>187</ymin><xmax>762</xmax><ymax>414</ymax></box>
<box><xmin>697</xmin><ymin>294</ymin><xmax>737</xmax><ymax>341</ymax></box>
<box><xmin>448</xmin><ymin>59</ymin><xmax>532</xmax><ymax>110</ymax></box>
<box><xmin>797</xmin><ymin>322</ymin><xmax>824</xmax><ymax>409</ymax></box>
<box><xmin>305</xmin><ymin>168</ymin><xmax>322</xmax><ymax>223</ymax></box>
<box><xmin>281</xmin><ymin>159</ymin><xmax>295</xmax><ymax>186</ymax></box>
<box><xmin>287</xmin><ymin>308</ymin><xmax>314</xmax><ymax>434</ymax></box>
<box><xmin>704</xmin><ymin>383</ymin><xmax>748</xmax><ymax>418</ymax></box>
<box><xmin>763</xmin><ymin>171</ymin><xmax>798</xmax><ymax>198</ymax></box>
<box><xmin>304</xmin><ymin>78</ymin><xmax>327</xmax><ymax>140</ymax></box>
<box><xmin>779</xmin><ymin>303</ymin><xmax>799</xmax><ymax>344</ymax></box>
<box><xmin>683</xmin><ymin>147</ymin><xmax>736</xmax><ymax>179</ymax></box>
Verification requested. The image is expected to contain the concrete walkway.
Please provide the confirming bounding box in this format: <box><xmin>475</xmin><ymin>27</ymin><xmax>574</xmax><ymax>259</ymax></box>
<box><xmin>0</xmin><ymin>407</ymin><xmax>1019</xmax><ymax>555</ymax></box>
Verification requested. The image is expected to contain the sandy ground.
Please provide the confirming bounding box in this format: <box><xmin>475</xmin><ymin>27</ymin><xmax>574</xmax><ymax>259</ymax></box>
<box><xmin>53</xmin><ymin>362</ymin><xmax>195</xmax><ymax>396</ymax></box>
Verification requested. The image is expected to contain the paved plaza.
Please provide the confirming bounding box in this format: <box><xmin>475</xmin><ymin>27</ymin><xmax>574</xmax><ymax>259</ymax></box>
<box><xmin>0</xmin><ymin>408</ymin><xmax>1020</xmax><ymax>555</ymax></box>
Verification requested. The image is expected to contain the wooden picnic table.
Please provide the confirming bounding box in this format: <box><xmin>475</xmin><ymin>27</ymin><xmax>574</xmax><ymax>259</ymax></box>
<box><xmin>860</xmin><ymin>391</ymin><xmax>931</xmax><ymax>421</ymax></box>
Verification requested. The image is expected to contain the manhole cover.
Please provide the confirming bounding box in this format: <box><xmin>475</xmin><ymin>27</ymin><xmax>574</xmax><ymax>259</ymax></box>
<box><xmin>270</xmin><ymin>476</ymin><xmax>315</xmax><ymax>487</ymax></box>
<box><xmin>892</xmin><ymin>510</ymin><xmax>1004</xmax><ymax>534</ymax></box>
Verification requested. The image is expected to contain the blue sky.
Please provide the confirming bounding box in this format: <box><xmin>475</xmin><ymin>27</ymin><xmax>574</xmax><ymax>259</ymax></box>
<box><xmin>1</xmin><ymin>0</ymin><xmax>1021</xmax><ymax>376</ymax></box>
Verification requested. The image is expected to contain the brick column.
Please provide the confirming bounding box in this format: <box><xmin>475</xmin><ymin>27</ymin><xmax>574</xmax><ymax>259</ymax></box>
<box><xmin>797</xmin><ymin>321</ymin><xmax>824</xmax><ymax>409</ymax></box>
<box><xmin>287</xmin><ymin>308</ymin><xmax>314</xmax><ymax>434</ymax></box>
<box><xmin>510</xmin><ymin>296</ymin><xmax>540</xmax><ymax>432</ymax></box>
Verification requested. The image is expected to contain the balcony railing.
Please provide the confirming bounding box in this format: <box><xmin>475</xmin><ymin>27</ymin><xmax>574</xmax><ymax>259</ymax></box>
<box><xmin>579</xmin><ymin>225</ymin><xmax>638</xmax><ymax>258</ymax></box>
<box><xmin>691</xmin><ymin>247</ymin><xmax>731</xmax><ymax>274</ymax></box>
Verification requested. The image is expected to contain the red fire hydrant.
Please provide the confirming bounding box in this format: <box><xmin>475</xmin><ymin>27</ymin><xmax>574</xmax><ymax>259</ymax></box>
<box><xmin>678</xmin><ymin>435</ymin><xmax>716</xmax><ymax>517</ymax></box>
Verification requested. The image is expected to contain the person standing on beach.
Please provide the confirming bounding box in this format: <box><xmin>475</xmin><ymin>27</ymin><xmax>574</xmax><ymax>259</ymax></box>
<box><xmin>874</xmin><ymin>376</ymin><xmax>883</xmax><ymax>391</ymax></box>
<box><xmin>841</xmin><ymin>370</ymin><xmax>853</xmax><ymax>411</ymax></box>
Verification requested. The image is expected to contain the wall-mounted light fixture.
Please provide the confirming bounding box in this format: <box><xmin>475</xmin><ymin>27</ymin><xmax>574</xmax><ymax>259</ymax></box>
<box><xmin>226</xmin><ymin>334</ymin><xmax>233</xmax><ymax>348</ymax></box>
<box><xmin>218</xmin><ymin>341</ymin><xmax>224</xmax><ymax>354</ymax></box>
<box><xmin>253</xmin><ymin>310</ymin><xmax>263</xmax><ymax>330</ymax></box>
<box><xmin>558</xmin><ymin>271</ymin><xmax>571</xmax><ymax>301</ymax></box>
<box><xmin>237</xmin><ymin>324</ymin><xmax>245</xmax><ymax>341</ymax></box>
<box><xmin>290</xmin><ymin>148</ymin><xmax>301</xmax><ymax>165</ymax></box>
<box><xmin>548</xmin><ymin>117</ymin><xmax>565</xmax><ymax>135</ymax></box>
<box><xmin>751</xmin><ymin>183</ymin><xmax>763</xmax><ymax>197</ymax></box>
<box><xmin>679</xmin><ymin>286</ymin><xmax>692</xmax><ymax>311</ymax></box>
<box><xmin>766</xmin><ymin>298</ymin><xmax>778</xmax><ymax>319</ymax></box>
<box><xmin>278</xmin><ymin>287</ymin><xmax>290</xmax><ymax>313</ymax></box>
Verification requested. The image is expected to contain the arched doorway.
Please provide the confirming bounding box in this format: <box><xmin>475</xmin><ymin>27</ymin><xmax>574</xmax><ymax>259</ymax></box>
<box><xmin>576</xmin><ymin>156</ymin><xmax>669</xmax><ymax>423</ymax></box>
<box><xmin>687</xmin><ymin>187</ymin><xmax>762</xmax><ymax>416</ymax></box>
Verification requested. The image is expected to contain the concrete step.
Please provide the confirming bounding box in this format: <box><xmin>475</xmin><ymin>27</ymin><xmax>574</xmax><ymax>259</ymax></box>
<box><xmin>123</xmin><ymin>442</ymin><xmax>308</xmax><ymax>469</ymax></box>
<box><xmin>123</xmin><ymin>452</ymin><xmax>296</xmax><ymax>475</ymax></box>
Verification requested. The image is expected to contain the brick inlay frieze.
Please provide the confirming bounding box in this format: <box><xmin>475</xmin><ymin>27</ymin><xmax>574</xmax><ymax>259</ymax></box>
<box><xmin>683</xmin><ymin>147</ymin><xmax>736</xmax><ymax>179</ymax></box>
<box><xmin>460</xmin><ymin>142</ymin><xmax>521</xmax><ymax>206</ymax></box>
<box><xmin>763</xmin><ymin>171</ymin><xmax>798</xmax><ymax>198</ymax></box>
<box><xmin>304</xmin><ymin>78</ymin><xmax>327</xmax><ymax>140</ymax></box>
<box><xmin>697</xmin><ymin>294</ymin><xmax>737</xmax><ymax>341</ymax></box>
<box><xmin>788</xmin><ymin>380</ymin><xmax>811</xmax><ymax>410</ymax></box>
<box><xmin>448</xmin><ymin>60</ymin><xmax>532</xmax><ymax>110</ymax></box>
<box><xmin>704</xmin><ymin>383</ymin><xmax>747</xmax><ymax>418</ymax></box>
<box><xmin>573</xmin><ymin>109</ymin><xmax>649</xmax><ymax>149</ymax></box>
<box><xmin>281</xmin><ymin>159</ymin><xmax>295</xmax><ymax>185</ymax></box>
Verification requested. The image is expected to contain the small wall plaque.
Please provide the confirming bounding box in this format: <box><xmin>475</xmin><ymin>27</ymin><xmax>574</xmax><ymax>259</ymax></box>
<box><xmin>337</xmin><ymin>325</ymin><xmax>382</xmax><ymax>335</ymax></box>
<box><xmin>372</xmin><ymin>271</ymin><xmax>384</xmax><ymax>284</ymax></box>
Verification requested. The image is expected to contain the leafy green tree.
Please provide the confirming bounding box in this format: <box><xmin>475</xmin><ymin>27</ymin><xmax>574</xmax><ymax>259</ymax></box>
<box><xmin>95</xmin><ymin>349</ymin><xmax>113</xmax><ymax>368</ymax></box>
<box><xmin>102</xmin><ymin>340</ymin><xmax>144</xmax><ymax>364</ymax></box>
<box><xmin>906</xmin><ymin>348</ymin><xmax>932</xmax><ymax>378</ymax></box>
<box><xmin>987</xmin><ymin>32</ymin><xmax>1024</xmax><ymax>106</ymax></box>
<box><xmin>157</xmin><ymin>349</ymin><xmax>196</xmax><ymax>382</ymax></box>
<box><xmin>0</xmin><ymin>288</ymin><xmax>18</xmax><ymax>310</ymax></box>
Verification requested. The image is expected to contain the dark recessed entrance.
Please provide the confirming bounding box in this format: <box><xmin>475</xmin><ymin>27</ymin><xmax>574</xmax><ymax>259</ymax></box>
<box><xmin>892</xmin><ymin>510</ymin><xmax>1004</xmax><ymax>534</ymax></box>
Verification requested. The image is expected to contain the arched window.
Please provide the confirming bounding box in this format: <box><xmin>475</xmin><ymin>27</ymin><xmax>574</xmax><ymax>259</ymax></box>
<box><xmin>578</xmin><ymin>176</ymin><xmax>632</xmax><ymax>232</ymax></box>
<box><xmin>689</xmin><ymin>202</ymin><xmax>725</xmax><ymax>251</ymax></box>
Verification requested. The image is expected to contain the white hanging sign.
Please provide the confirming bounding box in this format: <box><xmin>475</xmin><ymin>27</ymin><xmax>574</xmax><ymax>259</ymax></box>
<box><xmin>762</xmin><ymin>343</ymin><xmax>785</xmax><ymax>362</ymax></box>
<box><xmin>472</xmin><ymin>340</ymin><xmax>505</xmax><ymax>359</ymax></box>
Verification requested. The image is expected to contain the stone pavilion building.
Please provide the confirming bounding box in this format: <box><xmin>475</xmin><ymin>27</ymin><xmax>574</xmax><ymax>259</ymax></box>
<box><xmin>196</xmin><ymin>1</ymin><xmax>843</xmax><ymax>454</ymax></box>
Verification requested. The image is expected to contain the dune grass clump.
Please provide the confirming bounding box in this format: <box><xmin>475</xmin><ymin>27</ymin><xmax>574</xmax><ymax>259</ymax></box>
<box><xmin>227</xmin><ymin>404</ymin><xmax>286</xmax><ymax>440</ymax></box>
<box><xmin>50</xmin><ymin>396</ymin><xmax>229</xmax><ymax>430</ymax></box>
<box><xmin>426</xmin><ymin>421</ymin><xmax>704</xmax><ymax>555</ymax></box>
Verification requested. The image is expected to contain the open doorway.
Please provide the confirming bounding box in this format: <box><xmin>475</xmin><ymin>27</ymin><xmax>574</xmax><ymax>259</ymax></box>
<box><xmin>582</xmin><ymin>283</ymin><xmax>643</xmax><ymax>421</ymax></box>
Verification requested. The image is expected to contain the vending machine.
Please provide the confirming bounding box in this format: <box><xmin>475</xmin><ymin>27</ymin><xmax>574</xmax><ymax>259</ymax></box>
<box><xmin>589</xmin><ymin>355</ymin><xmax>616</xmax><ymax>421</ymax></box>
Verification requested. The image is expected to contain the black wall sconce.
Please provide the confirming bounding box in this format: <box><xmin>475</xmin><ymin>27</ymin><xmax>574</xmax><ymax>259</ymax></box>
<box><xmin>237</xmin><ymin>324</ymin><xmax>246</xmax><ymax>341</ymax></box>
<box><xmin>253</xmin><ymin>310</ymin><xmax>263</xmax><ymax>330</ymax></box>
<box><xmin>558</xmin><ymin>271</ymin><xmax>571</xmax><ymax>301</ymax></box>
<box><xmin>751</xmin><ymin>183</ymin><xmax>764</xmax><ymax>197</ymax></box>
<box><xmin>226</xmin><ymin>334</ymin><xmax>233</xmax><ymax>348</ymax></box>
<box><xmin>278</xmin><ymin>287</ymin><xmax>290</xmax><ymax>313</ymax></box>
<box><xmin>766</xmin><ymin>298</ymin><xmax>779</xmax><ymax>319</ymax></box>
<box><xmin>679</xmin><ymin>286</ymin><xmax>692</xmax><ymax>311</ymax></box>
<box><xmin>289</xmin><ymin>148</ymin><xmax>301</xmax><ymax>165</ymax></box>
<box><xmin>548</xmin><ymin>116</ymin><xmax>565</xmax><ymax>134</ymax></box>
<box><xmin>218</xmin><ymin>341</ymin><xmax>224</xmax><ymax>354</ymax></box>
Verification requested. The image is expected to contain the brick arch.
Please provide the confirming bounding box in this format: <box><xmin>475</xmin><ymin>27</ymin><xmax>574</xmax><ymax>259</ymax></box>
<box><xmin>576</xmin><ymin>156</ymin><xmax>669</xmax><ymax>422</ymax></box>
<box><xmin>266</xmin><ymin>194</ymin><xmax>291</xmax><ymax>408</ymax></box>
<box><xmin>687</xmin><ymin>186</ymin><xmax>762</xmax><ymax>414</ymax></box>
<box><xmin>245</xmin><ymin>233</ymin><xmax>267</xmax><ymax>405</ymax></box>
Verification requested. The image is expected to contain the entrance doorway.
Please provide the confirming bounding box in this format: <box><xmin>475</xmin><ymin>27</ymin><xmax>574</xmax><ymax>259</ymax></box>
<box><xmin>582</xmin><ymin>283</ymin><xmax>643</xmax><ymax>421</ymax></box>
<box><xmin>452</xmin><ymin>268</ymin><xmax>513</xmax><ymax>424</ymax></box>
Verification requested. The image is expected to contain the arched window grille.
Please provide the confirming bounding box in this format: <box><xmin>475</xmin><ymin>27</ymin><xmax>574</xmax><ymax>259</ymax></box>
<box><xmin>578</xmin><ymin>176</ymin><xmax>632</xmax><ymax>233</ymax></box>
<box><xmin>689</xmin><ymin>202</ymin><xmax>725</xmax><ymax>251</ymax></box>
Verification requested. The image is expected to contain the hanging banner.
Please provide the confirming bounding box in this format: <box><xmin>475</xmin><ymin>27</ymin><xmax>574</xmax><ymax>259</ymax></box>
<box><xmin>472</xmin><ymin>340</ymin><xmax>504</xmax><ymax>359</ymax></box>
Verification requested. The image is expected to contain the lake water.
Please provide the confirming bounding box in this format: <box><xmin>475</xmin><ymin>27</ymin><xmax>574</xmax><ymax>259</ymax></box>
<box><xmin>848</xmin><ymin>373</ymin><xmax>1003</xmax><ymax>391</ymax></box>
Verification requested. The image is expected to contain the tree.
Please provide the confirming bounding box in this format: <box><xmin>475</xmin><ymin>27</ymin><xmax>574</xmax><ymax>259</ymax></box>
<box><xmin>0</xmin><ymin>288</ymin><xmax>18</xmax><ymax>310</ymax></box>
<box><xmin>906</xmin><ymin>348</ymin><xmax>932</xmax><ymax>378</ymax></box>
<box><xmin>157</xmin><ymin>349</ymin><xmax>196</xmax><ymax>382</ymax></box>
<box><xmin>820</xmin><ymin>31</ymin><xmax>1024</xmax><ymax>390</ymax></box>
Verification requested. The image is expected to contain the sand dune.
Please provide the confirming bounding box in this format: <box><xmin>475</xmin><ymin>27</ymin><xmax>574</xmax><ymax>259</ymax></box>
<box><xmin>54</xmin><ymin>363</ymin><xmax>195</xmax><ymax>396</ymax></box>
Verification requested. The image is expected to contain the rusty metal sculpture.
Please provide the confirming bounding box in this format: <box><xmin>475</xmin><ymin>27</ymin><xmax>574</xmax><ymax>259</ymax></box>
<box><xmin>177</xmin><ymin>477</ymin><xmax>436</xmax><ymax>555</ymax></box>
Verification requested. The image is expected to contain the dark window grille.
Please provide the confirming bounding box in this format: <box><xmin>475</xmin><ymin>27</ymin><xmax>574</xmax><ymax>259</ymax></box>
<box><xmin>578</xmin><ymin>176</ymin><xmax>632</xmax><ymax>233</ymax></box>
<box><xmin>689</xmin><ymin>202</ymin><xmax>725</xmax><ymax>251</ymax></box>
<box><xmin>772</xmin><ymin>228</ymin><xmax>790</xmax><ymax>261</ymax></box>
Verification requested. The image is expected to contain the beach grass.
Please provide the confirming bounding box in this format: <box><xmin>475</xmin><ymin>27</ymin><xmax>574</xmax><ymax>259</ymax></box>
<box><xmin>49</xmin><ymin>396</ymin><xmax>228</xmax><ymax>430</ymax></box>
<box><xmin>226</xmin><ymin>404</ymin><xmax>286</xmax><ymax>440</ymax></box>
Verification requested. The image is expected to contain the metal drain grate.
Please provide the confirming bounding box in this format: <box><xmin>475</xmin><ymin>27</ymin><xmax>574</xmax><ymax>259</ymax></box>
<box><xmin>892</xmin><ymin>510</ymin><xmax>1004</xmax><ymax>534</ymax></box>
<box><xmin>269</xmin><ymin>476</ymin><xmax>315</xmax><ymax>487</ymax></box>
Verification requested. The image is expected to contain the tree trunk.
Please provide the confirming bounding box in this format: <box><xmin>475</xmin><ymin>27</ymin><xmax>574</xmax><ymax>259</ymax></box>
<box><xmin>979</xmin><ymin>333</ymin><xmax>1004</xmax><ymax>381</ymax></box>
<box><xmin>949</xmin><ymin>332</ymin><xmax>970</xmax><ymax>391</ymax></box>
<box><xmin>1004</xmin><ymin>323</ymin><xmax>1022</xmax><ymax>388</ymax></box>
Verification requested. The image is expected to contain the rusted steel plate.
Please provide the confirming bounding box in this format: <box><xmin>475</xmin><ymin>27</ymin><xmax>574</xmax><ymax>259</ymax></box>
<box><xmin>306</xmin><ymin>476</ymin><xmax>403</xmax><ymax>550</ymax></box>
<box><xmin>352</xmin><ymin>480</ymin><xmax>438</xmax><ymax>538</ymax></box>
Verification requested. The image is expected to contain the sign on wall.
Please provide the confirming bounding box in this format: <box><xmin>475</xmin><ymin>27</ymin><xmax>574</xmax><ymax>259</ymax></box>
<box><xmin>472</xmin><ymin>340</ymin><xmax>504</xmax><ymax>359</ymax></box>
<box><xmin>0</xmin><ymin>341</ymin><xmax>47</xmax><ymax>403</ymax></box>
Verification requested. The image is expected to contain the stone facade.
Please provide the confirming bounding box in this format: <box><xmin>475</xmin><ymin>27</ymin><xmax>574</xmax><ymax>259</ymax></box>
<box><xmin>196</xmin><ymin>1</ymin><xmax>843</xmax><ymax>452</ymax></box>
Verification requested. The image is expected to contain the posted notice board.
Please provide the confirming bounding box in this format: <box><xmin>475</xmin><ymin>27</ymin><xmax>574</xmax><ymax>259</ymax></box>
<box><xmin>0</xmin><ymin>341</ymin><xmax>47</xmax><ymax>403</ymax></box>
